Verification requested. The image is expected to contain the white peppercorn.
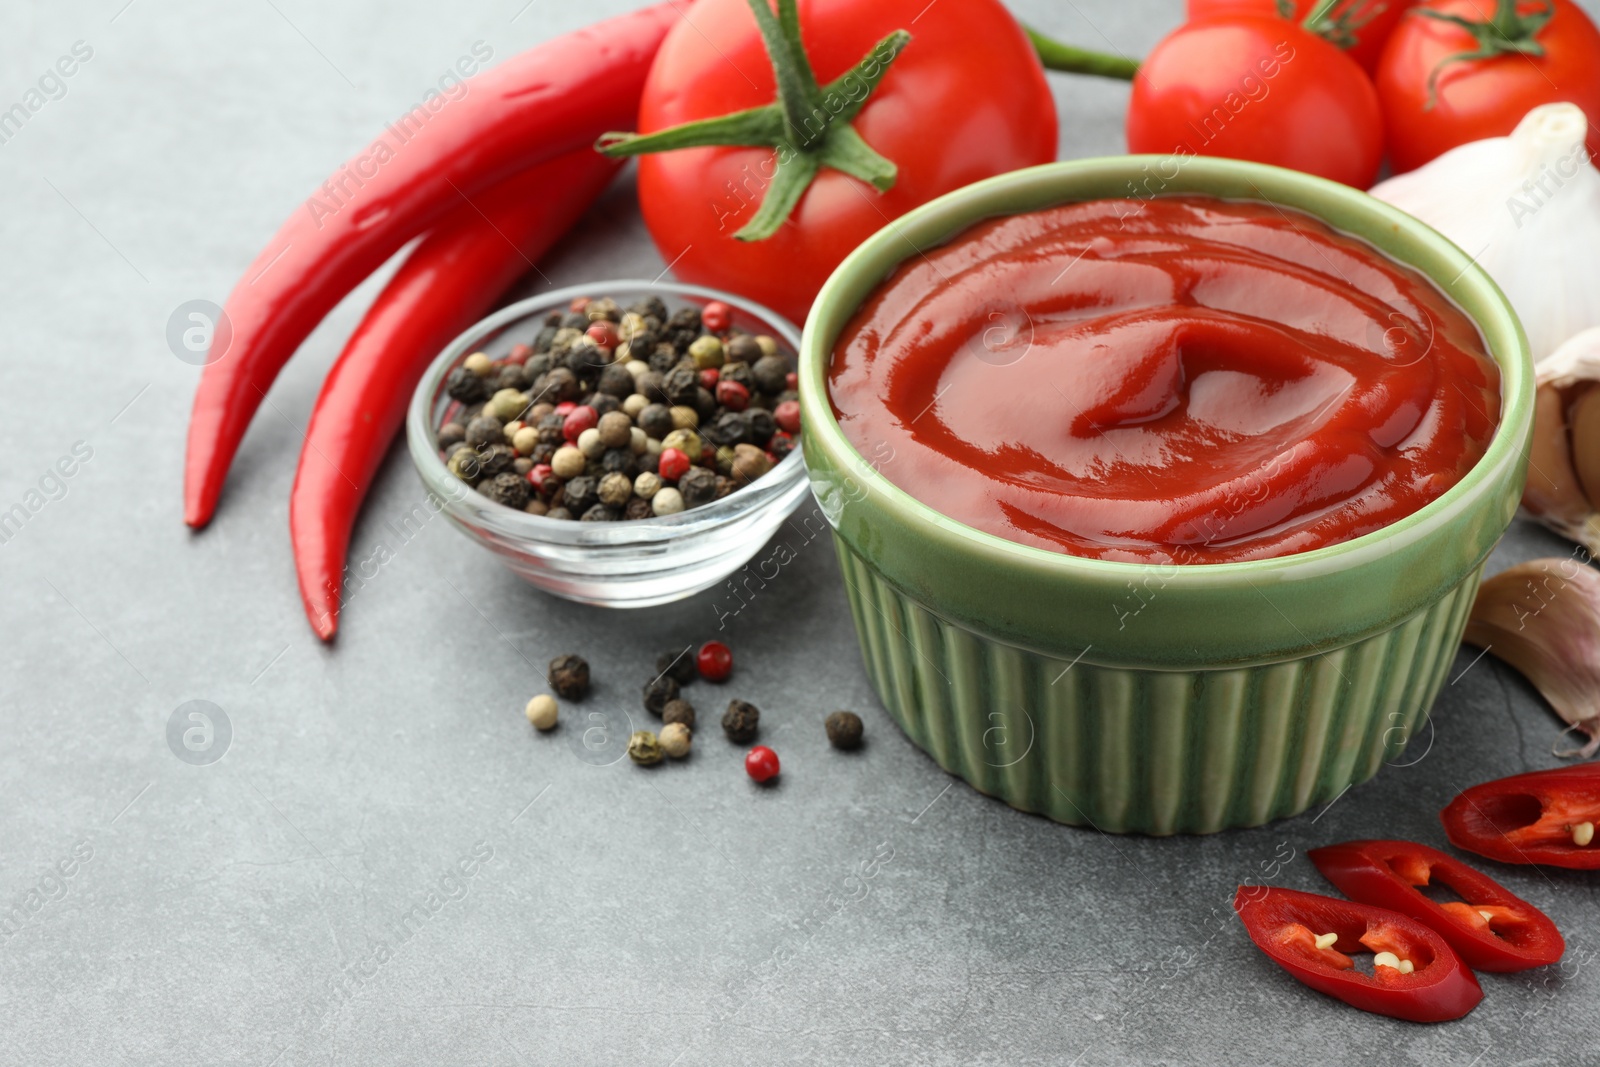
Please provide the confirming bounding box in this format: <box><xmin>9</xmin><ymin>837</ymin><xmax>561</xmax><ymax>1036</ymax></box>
<box><xmin>634</xmin><ymin>471</ymin><xmax>663</xmax><ymax>499</ymax></box>
<box><xmin>463</xmin><ymin>351</ymin><xmax>494</xmax><ymax>376</ymax></box>
<box><xmin>623</xmin><ymin>393</ymin><xmax>650</xmax><ymax>418</ymax></box>
<box><xmin>525</xmin><ymin>694</ymin><xmax>559</xmax><ymax>730</ymax></box>
<box><xmin>653</xmin><ymin>487</ymin><xmax>685</xmax><ymax>515</ymax></box>
<box><xmin>512</xmin><ymin>426</ymin><xmax>539</xmax><ymax>455</ymax></box>
<box><xmin>577</xmin><ymin>427</ymin><xmax>605</xmax><ymax>459</ymax></box>
<box><xmin>552</xmin><ymin>445</ymin><xmax>586</xmax><ymax>478</ymax></box>
<box><xmin>660</xmin><ymin>722</ymin><xmax>692</xmax><ymax>758</ymax></box>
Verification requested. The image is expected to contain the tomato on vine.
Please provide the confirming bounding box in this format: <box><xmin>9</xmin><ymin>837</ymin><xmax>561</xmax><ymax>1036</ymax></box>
<box><xmin>1376</xmin><ymin>0</ymin><xmax>1600</xmax><ymax>172</ymax></box>
<box><xmin>1126</xmin><ymin>11</ymin><xmax>1384</xmax><ymax>188</ymax></box>
<box><xmin>597</xmin><ymin>0</ymin><xmax>1060</xmax><ymax>325</ymax></box>
<box><xmin>1186</xmin><ymin>0</ymin><xmax>1418</xmax><ymax>72</ymax></box>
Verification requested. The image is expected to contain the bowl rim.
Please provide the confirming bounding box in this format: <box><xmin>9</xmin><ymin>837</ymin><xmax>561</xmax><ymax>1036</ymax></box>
<box><xmin>406</xmin><ymin>278</ymin><xmax>806</xmax><ymax>543</ymax></box>
<box><xmin>799</xmin><ymin>155</ymin><xmax>1535</xmax><ymax>591</ymax></box>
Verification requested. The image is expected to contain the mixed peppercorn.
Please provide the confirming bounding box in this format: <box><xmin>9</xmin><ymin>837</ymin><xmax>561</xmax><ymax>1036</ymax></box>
<box><xmin>436</xmin><ymin>294</ymin><xmax>801</xmax><ymax>521</ymax></box>
<box><xmin>523</xmin><ymin>640</ymin><xmax>863</xmax><ymax>782</ymax></box>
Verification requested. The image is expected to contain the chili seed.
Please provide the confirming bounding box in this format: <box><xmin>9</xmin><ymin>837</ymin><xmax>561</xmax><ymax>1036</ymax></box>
<box><xmin>547</xmin><ymin>654</ymin><xmax>590</xmax><ymax>700</ymax></box>
<box><xmin>825</xmin><ymin>711</ymin><xmax>864</xmax><ymax>750</ymax></box>
<box><xmin>723</xmin><ymin>699</ymin><xmax>760</xmax><ymax>742</ymax></box>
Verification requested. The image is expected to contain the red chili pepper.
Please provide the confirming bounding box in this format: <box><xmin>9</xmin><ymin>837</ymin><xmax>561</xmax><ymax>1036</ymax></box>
<box><xmin>1233</xmin><ymin>886</ymin><xmax>1482</xmax><ymax>1023</ymax></box>
<box><xmin>1441</xmin><ymin>763</ymin><xmax>1600</xmax><ymax>870</ymax></box>
<box><xmin>289</xmin><ymin>150</ymin><xmax>619</xmax><ymax>639</ymax></box>
<box><xmin>183</xmin><ymin>1</ymin><xmax>682</xmax><ymax>529</ymax></box>
<box><xmin>1309</xmin><ymin>840</ymin><xmax>1564</xmax><ymax>972</ymax></box>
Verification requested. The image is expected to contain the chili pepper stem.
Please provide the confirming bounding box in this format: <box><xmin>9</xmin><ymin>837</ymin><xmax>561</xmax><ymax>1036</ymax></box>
<box><xmin>1025</xmin><ymin>26</ymin><xmax>1140</xmax><ymax>79</ymax></box>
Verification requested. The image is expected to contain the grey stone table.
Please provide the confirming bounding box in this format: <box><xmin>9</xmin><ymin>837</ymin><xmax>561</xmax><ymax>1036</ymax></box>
<box><xmin>1</xmin><ymin>1</ymin><xmax>1595</xmax><ymax>1064</ymax></box>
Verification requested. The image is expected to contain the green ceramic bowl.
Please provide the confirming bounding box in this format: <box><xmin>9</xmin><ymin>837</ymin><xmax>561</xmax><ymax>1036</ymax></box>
<box><xmin>799</xmin><ymin>156</ymin><xmax>1534</xmax><ymax>835</ymax></box>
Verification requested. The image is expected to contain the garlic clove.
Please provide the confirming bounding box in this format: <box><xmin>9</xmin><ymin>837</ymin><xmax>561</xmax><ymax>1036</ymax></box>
<box><xmin>1465</xmin><ymin>558</ymin><xmax>1600</xmax><ymax>758</ymax></box>
<box><xmin>1522</xmin><ymin>328</ymin><xmax>1600</xmax><ymax>551</ymax></box>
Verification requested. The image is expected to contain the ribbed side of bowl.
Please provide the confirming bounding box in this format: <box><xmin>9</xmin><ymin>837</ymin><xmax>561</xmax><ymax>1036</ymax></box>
<box><xmin>835</xmin><ymin>537</ymin><xmax>1481</xmax><ymax>835</ymax></box>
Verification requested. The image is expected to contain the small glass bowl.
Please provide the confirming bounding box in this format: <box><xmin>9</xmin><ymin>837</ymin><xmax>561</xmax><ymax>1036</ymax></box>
<box><xmin>407</xmin><ymin>280</ymin><xmax>809</xmax><ymax>607</ymax></box>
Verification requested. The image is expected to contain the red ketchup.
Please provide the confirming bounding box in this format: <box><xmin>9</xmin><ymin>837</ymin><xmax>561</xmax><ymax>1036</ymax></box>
<box><xmin>828</xmin><ymin>196</ymin><xmax>1501</xmax><ymax>564</ymax></box>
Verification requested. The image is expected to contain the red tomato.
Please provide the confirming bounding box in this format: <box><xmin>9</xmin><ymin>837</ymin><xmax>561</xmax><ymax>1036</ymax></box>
<box><xmin>1376</xmin><ymin>0</ymin><xmax>1600</xmax><ymax>172</ymax></box>
<box><xmin>633</xmin><ymin>0</ymin><xmax>1057</xmax><ymax>325</ymax></box>
<box><xmin>1126</xmin><ymin>17</ymin><xmax>1384</xmax><ymax>187</ymax></box>
<box><xmin>1187</xmin><ymin>0</ymin><xmax>1417</xmax><ymax>72</ymax></box>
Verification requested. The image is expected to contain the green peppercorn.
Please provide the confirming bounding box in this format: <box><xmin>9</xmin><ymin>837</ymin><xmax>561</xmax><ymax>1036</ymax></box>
<box><xmin>447</xmin><ymin>446</ymin><xmax>482</xmax><ymax>484</ymax></box>
<box><xmin>661</xmin><ymin>429</ymin><xmax>703</xmax><ymax>458</ymax></box>
<box><xmin>548</xmin><ymin>654</ymin><xmax>590</xmax><ymax>700</ymax></box>
<box><xmin>825</xmin><ymin>711</ymin><xmax>864</xmax><ymax>750</ymax></box>
<box><xmin>689</xmin><ymin>335</ymin><xmax>726</xmax><ymax>370</ymax></box>
<box><xmin>722</xmin><ymin>699</ymin><xmax>760</xmax><ymax>742</ymax></box>
<box><xmin>643</xmin><ymin>675</ymin><xmax>680</xmax><ymax>717</ymax></box>
<box><xmin>662</xmin><ymin>698</ymin><xmax>696</xmax><ymax>729</ymax></box>
<box><xmin>668</xmin><ymin>406</ymin><xmax>700</xmax><ymax>431</ymax></box>
<box><xmin>486</xmin><ymin>388</ymin><xmax>530</xmax><ymax>422</ymax></box>
<box><xmin>628</xmin><ymin>730</ymin><xmax>664</xmax><ymax>766</ymax></box>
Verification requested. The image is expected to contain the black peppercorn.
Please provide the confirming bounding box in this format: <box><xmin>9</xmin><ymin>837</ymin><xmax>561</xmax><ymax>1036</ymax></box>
<box><xmin>563</xmin><ymin>475</ymin><xmax>600</xmax><ymax>513</ymax></box>
<box><xmin>638</xmin><ymin>404</ymin><xmax>674</xmax><ymax>440</ymax></box>
<box><xmin>543</xmin><ymin>366</ymin><xmax>581</xmax><ymax>402</ymax></box>
<box><xmin>704</xmin><ymin>411</ymin><xmax>750</xmax><ymax>446</ymax></box>
<box><xmin>546</xmin><ymin>506</ymin><xmax>574</xmax><ymax>521</ymax></box>
<box><xmin>530</xmin><ymin>442</ymin><xmax>557</xmax><ymax>466</ymax></box>
<box><xmin>769</xmin><ymin>434</ymin><xmax>795</xmax><ymax>461</ymax></box>
<box><xmin>678</xmin><ymin>466</ymin><xmax>718</xmax><ymax>508</ymax></box>
<box><xmin>692</xmin><ymin>385</ymin><xmax>718</xmax><ymax>419</ymax></box>
<box><xmin>536</xmin><ymin>413</ymin><xmax>566</xmax><ymax>446</ymax></box>
<box><xmin>581</xmin><ymin>504</ymin><xmax>622</xmax><ymax>522</ymax></box>
<box><xmin>723</xmin><ymin>699</ymin><xmax>760</xmax><ymax>742</ymax></box>
<box><xmin>601</xmin><ymin>448</ymin><xmax>637</xmax><ymax>476</ymax></box>
<box><xmin>648</xmin><ymin>343</ymin><xmax>680</xmax><ymax>375</ymax></box>
<box><xmin>746</xmin><ymin>408</ymin><xmax>778</xmax><ymax>446</ymax></box>
<box><xmin>532</xmin><ymin>326</ymin><xmax>559</xmax><ymax>354</ymax></box>
<box><xmin>598</xmin><ymin>363</ymin><xmax>634</xmax><ymax>398</ymax></box>
<box><xmin>590</xmin><ymin>394</ymin><xmax>622</xmax><ymax>418</ymax></box>
<box><xmin>465</xmin><ymin>415</ymin><xmax>504</xmax><ymax>449</ymax></box>
<box><xmin>481</xmin><ymin>471</ymin><xmax>530</xmax><ymax>510</ymax></box>
<box><xmin>628</xmin><ymin>296</ymin><xmax>669</xmax><ymax>322</ymax></box>
<box><xmin>752</xmin><ymin>354</ymin><xmax>790</xmax><ymax>395</ymax></box>
<box><xmin>495</xmin><ymin>365</ymin><xmax>528</xmax><ymax>392</ymax></box>
<box><xmin>662</xmin><ymin>364</ymin><xmax>699</xmax><ymax>405</ymax></box>
<box><xmin>438</xmin><ymin>421</ymin><xmax>466</xmax><ymax>451</ymax></box>
<box><xmin>561</xmin><ymin>312</ymin><xmax>590</xmax><ymax>331</ymax></box>
<box><xmin>720</xmin><ymin>360</ymin><xmax>754</xmax><ymax>390</ymax></box>
<box><xmin>478</xmin><ymin>444</ymin><xmax>515</xmax><ymax>477</ymax></box>
<box><xmin>825</xmin><ymin>711</ymin><xmax>864</xmax><ymax>750</ymax></box>
<box><xmin>656</xmin><ymin>649</ymin><xmax>698</xmax><ymax>685</ymax></box>
<box><xmin>624</xmin><ymin>497</ymin><xmax>654</xmax><ymax>520</ymax></box>
<box><xmin>643</xmin><ymin>675</ymin><xmax>680</xmax><ymax>717</ymax></box>
<box><xmin>662</xmin><ymin>698</ymin><xmax>696</xmax><ymax>729</ymax></box>
<box><xmin>446</xmin><ymin>366</ymin><xmax>490</xmax><ymax>402</ymax></box>
<box><xmin>548</xmin><ymin>654</ymin><xmax>590</xmax><ymax>700</ymax></box>
<box><xmin>636</xmin><ymin>450</ymin><xmax>660</xmax><ymax>476</ymax></box>
<box><xmin>525</xmin><ymin>352</ymin><xmax>554</xmax><ymax>379</ymax></box>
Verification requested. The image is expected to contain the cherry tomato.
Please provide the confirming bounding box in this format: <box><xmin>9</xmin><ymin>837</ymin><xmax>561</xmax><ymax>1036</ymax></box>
<box><xmin>745</xmin><ymin>745</ymin><xmax>780</xmax><ymax>782</ymax></box>
<box><xmin>1376</xmin><ymin>0</ymin><xmax>1600</xmax><ymax>172</ymax></box>
<box><xmin>1126</xmin><ymin>17</ymin><xmax>1384</xmax><ymax>188</ymax></box>
<box><xmin>697</xmin><ymin>640</ymin><xmax>733</xmax><ymax>682</ymax></box>
<box><xmin>1186</xmin><ymin>0</ymin><xmax>1418</xmax><ymax>72</ymax></box>
<box><xmin>633</xmin><ymin>0</ymin><xmax>1057</xmax><ymax>325</ymax></box>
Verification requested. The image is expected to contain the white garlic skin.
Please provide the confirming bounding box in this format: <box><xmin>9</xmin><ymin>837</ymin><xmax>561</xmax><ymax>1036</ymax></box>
<box><xmin>1371</xmin><ymin>104</ymin><xmax>1600</xmax><ymax>365</ymax></box>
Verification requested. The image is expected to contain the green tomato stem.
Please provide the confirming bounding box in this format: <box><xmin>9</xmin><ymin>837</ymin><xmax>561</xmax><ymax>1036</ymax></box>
<box><xmin>1025</xmin><ymin>25</ymin><xmax>1139</xmax><ymax>80</ymax></box>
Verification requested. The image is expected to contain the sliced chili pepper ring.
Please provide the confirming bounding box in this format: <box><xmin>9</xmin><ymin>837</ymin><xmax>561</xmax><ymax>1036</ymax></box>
<box><xmin>1441</xmin><ymin>764</ymin><xmax>1600</xmax><ymax>870</ymax></box>
<box><xmin>1234</xmin><ymin>886</ymin><xmax>1483</xmax><ymax>1023</ymax></box>
<box><xmin>1310</xmin><ymin>839</ymin><xmax>1564</xmax><ymax>972</ymax></box>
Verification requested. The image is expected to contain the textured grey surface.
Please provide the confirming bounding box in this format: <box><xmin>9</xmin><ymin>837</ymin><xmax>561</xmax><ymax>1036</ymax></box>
<box><xmin>1</xmin><ymin>1</ymin><xmax>1596</xmax><ymax>1064</ymax></box>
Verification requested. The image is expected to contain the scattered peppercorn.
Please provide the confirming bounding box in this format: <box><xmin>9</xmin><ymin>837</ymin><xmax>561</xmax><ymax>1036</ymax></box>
<box><xmin>547</xmin><ymin>654</ymin><xmax>590</xmax><ymax>701</ymax></box>
<box><xmin>662</xmin><ymin>699</ymin><xmax>696</xmax><ymax>729</ymax></box>
<box><xmin>659</xmin><ymin>722</ymin><xmax>692</xmax><ymax>758</ymax></box>
<box><xmin>745</xmin><ymin>745</ymin><xmax>780</xmax><ymax>783</ymax></box>
<box><xmin>656</xmin><ymin>648</ymin><xmax>698</xmax><ymax>685</ymax></box>
<box><xmin>825</xmin><ymin>711</ymin><xmax>864</xmax><ymax>750</ymax></box>
<box><xmin>628</xmin><ymin>730</ymin><xmax>664</xmax><ymax>766</ymax></box>
<box><xmin>723</xmin><ymin>699</ymin><xmax>760</xmax><ymax>743</ymax></box>
<box><xmin>525</xmin><ymin>694</ymin><xmax>559</xmax><ymax>731</ymax></box>
<box><xmin>697</xmin><ymin>641</ymin><xmax>733</xmax><ymax>683</ymax></box>
<box><xmin>439</xmin><ymin>292</ymin><xmax>796</xmax><ymax>521</ymax></box>
<box><xmin>643</xmin><ymin>675</ymin><xmax>681</xmax><ymax>717</ymax></box>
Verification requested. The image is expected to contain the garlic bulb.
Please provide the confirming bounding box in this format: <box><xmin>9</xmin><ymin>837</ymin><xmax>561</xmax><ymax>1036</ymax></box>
<box><xmin>1466</xmin><ymin>557</ymin><xmax>1600</xmax><ymax>758</ymax></box>
<box><xmin>1370</xmin><ymin>104</ymin><xmax>1600</xmax><ymax>364</ymax></box>
<box><xmin>1520</xmin><ymin>328</ymin><xmax>1600</xmax><ymax>552</ymax></box>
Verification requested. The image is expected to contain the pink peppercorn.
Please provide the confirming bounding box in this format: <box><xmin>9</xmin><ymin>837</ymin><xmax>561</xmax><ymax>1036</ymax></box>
<box><xmin>563</xmin><ymin>405</ymin><xmax>598</xmax><ymax>443</ymax></box>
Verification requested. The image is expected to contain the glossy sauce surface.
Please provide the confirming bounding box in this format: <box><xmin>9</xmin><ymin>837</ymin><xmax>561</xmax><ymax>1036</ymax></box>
<box><xmin>828</xmin><ymin>197</ymin><xmax>1501</xmax><ymax>563</ymax></box>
